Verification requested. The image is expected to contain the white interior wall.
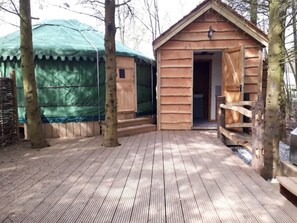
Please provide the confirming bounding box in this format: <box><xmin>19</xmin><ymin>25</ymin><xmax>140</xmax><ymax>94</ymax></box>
<box><xmin>194</xmin><ymin>51</ymin><xmax>222</xmax><ymax>120</ymax></box>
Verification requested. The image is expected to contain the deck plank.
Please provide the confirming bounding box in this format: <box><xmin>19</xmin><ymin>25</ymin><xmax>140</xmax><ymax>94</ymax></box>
<box><xmin>20</xmin><ymin>137</ymin><xmax>104</xmax><ymax>223</ymax></box>
<box><xmin>39</xmin><ymin>144</ymin><xmax>111</xmax><ymax>222</ymax></box>
<box><xmin>170</xmin><ymin>131</ymin><xmax>203</xmax><ymax>223</ymax></box>
<box><xmin>177</xmin><ymin>131</ymin><xmax>221</xmax><ymax>223</ymax></box>
<box><xmin>0</xmin><ymin>131</ymin><xmax>297</xmax><ymax>223</ymax></box>
<box><xmin>129</xmin><ymin>132</ymin><xmax>156</xmax><ymax>223</ymax></box>
<box><xmin>93</xmin><ymin>134</ymin><xmax>143</xmax><ymax>223</ymax></box>
<box><xmin>75</xmin><ymin>136</ymin><xmax>135</xmax><ymax>223</ymax></box>
<box><xmin>112</xmin><ymin>132</ymin><xmax>150</xmax><ymax>223</ymax></box>
<box><xmin>197</xmin><ymin>132</ymin><xmax>261</xmax><ymax>223</ymax></box>
<box><xmin>201</xmin><ymin>132</ymin><xmax>296</xmax><ymax>223</ymax></box>
<box><xmin>148</xmin><ymin>131</ymin><xmax>166</xmax><ymax>223</ymax></box>
<box><xmin>57</xmin><ymin>137</ymin><xmax>129</xmax><ymax>223</ymax></box>
<box><xmin>0</xmin><ymin>138</ymin><xmax>80</xmax><ymax>199</ymax></box>
<box><xmin>163</xmin><ymin>131</ymin><xmax>184</xmax><ymax>223</ymax></box>
<box><xmin>0</xmin><ymin>138</ymin><xmax>78</xmax><ymax>185</ymax></box>
<box><xmin>206</xmin><ymin>132</ymin><xmax>297</xmax><ymax>222</ymax></box>
<box><xmin>185</xmin><ymin>131</ymin><xmax>239</xmax><ymax>223</ymax></box>
<box><xmin>0</xmin><ymin>137</ymin><xmax>99</xmax><ymax>222</ymax></box>
<box><xmin>198</xmin><ymin>132</ymin><xmax>278</xmax><ymax>223</ymax></box>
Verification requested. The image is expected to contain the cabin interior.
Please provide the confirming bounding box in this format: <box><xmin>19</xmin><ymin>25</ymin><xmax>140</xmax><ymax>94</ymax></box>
<box><xmin>193</xmin><ymin>51</ymin><xmax>222</xmax><ymax>128</ymax></box>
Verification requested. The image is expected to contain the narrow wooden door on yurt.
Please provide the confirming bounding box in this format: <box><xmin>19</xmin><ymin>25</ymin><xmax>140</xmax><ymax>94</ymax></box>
<box><xmin>116</xmin><ymin>57</ymin><xmax>136</xmax><ymax>119</ymax></box>
<box><xmin>222</xmin><ymin>46</ymin><xmax>245</xmax><ymax>126</ymax></box>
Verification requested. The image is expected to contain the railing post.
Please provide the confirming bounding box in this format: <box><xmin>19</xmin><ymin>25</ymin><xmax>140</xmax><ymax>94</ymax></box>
<box><xmin>217</xmin><ymin>96</ymin><xmax>226</xmax><ymax>143</ymax></box>
<box><xmin>251</xmin><ymin>97</ymin><xmax>264</xmax><ymax>175</ymax></box>
<box><xmin>243</xmin><ymin>93</ymin><xmax>250</xmax><ymax>134</ymax></box>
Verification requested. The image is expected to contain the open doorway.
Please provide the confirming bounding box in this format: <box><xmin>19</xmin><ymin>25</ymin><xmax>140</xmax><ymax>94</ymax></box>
<box><xmin>192</xmin><ymin>51</ymin><xmax>222</xmax><ymax>128</ymax></box>
<box><xmin>193</xmin><ymin>60</ymin><xmax>211</xmax><ymax>124</ymax></box>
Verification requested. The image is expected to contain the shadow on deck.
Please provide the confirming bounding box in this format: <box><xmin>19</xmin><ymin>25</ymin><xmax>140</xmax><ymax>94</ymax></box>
<box><xmin>0</xmin><ymin>131</ymin><xmax>296</xmax><ymax>222</ymax></box>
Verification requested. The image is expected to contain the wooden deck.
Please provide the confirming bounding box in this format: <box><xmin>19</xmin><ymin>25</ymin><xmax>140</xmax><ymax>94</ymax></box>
<box><xmin>0</xmin><ymin>131</ymin><xmax>297</xmax><ymax>223</ymax></box>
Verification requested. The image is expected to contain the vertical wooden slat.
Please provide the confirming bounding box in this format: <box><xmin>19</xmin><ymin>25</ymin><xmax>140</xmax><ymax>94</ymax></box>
<box><xmin>59</xmin><ymin>123</ymin><xmax>67</xmax><ymax>138</ymax></box>
<box><xmin>24</xmin><ymin>123</ymin><xmax>29</xmax><ymax>139</ymax></box>
<box><xmin>66</xmin><ymin>122</ymin><xmax>74</xmax><ymax>138</ymax></box>
<box><xmin>44</xmin><ymin>123</ymin><xmax>53</xmax><ymax>138</ymax></box>
<box><xmin>80</xmin><ymin>122</ymin><xmax>88</xmax><ymax>137</ymax></box>
<box><xmin>86</xmin><ymin>122</ymin><xmax>94</xmax><ymax>137</ymax></box>
<box><xmin>52</xmin><ymin>123</ymin><xmax>59</xmax><ymax>138</ymax></box>
<box><xmin>94</xmin><ymin>122</ymin><xmax>101</xmax><ymax>136</ymax></box>
<box><xmin>73</xmin><ymin>122</ymin><xmax>81</xmax><ymax>137</ymax></box>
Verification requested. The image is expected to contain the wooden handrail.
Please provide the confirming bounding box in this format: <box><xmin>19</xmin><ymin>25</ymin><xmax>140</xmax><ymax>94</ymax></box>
<box><xmin>220</xmin><ymin>103</ymin><xmax>252</xmax><ymax>118</ymax></box>
<box><xmin>226</xmin><ymin>101</ymin><xmax>253</xmax><ymax>106</ymax></box>
<box><xmin>225</xmin><ymin>123</ymin><xmax>252</xmax><ymax>128</ymax></box>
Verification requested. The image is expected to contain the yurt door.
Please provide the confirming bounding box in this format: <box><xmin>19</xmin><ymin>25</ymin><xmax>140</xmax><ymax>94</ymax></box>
<box><xmin>116</xmin><ymin>57</ymin><xmax>136</xmax><ymax>119</ymax></box>
<box><xmin>222</xmin><ymin>46</ymin><xmax>245</xmax><ymax>126</ymax></box>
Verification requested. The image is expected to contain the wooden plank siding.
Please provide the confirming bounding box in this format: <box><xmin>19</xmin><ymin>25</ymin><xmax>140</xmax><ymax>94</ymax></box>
<box><xmin>244</xmin><ymin>47</ymin><xmax>262</xmax><ymax>100</ymax></box>
<box><xmin>158</xmin><ymin>10</ymin><xmax>263</xmax><ymax>130</ymax></box>
<box><xmin>24</xmin><ymin>121</ymin><xmax>102</xmax><ymax>139</ymax></box>
<box><xmin>159</xmin><ymin>49</ymin><xmax>193</xmax><ymax>130</ymax></box>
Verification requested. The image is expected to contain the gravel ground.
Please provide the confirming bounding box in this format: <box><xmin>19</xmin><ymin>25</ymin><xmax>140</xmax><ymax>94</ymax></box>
<box><xmin>230</xmin><ymin>141</ymin><xmax>291</xmax><ymax>166</ymax></box>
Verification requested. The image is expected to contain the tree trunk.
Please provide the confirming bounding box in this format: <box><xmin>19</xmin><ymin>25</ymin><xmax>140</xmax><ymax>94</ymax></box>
<box><xmin>252</xmin><ymin>99</ymin><xmax>265</xmax><ymax>174</ymax></box>
<box><xmin>263</xmin><ymin>0</ymin><xmax>286</xmax><ymax>179</ymax></box>
<box><xmin>293</xmin><ymin>0</ymin><xmax>297</xmax><ymax>87</ymax></box>
<box><xmin>104</xmin><ymin>0</ymin><xmax>119</xmax><ymax>147</ymax></box>
<box><xmin>20</xmin><ymin>0</ymin><xmax>48</xmax><ymax>149</ymax></box>
<box><xmin>250</xmin><ymin>0</ymin><xmax>258</xmax><ymax>25</ymax></box>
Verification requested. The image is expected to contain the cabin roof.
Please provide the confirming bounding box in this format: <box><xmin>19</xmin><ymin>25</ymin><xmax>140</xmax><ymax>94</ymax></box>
<box><xmin>153</xmin><ymin>0</ymin><xmax>268</xmax><ymax>51</ymax></box>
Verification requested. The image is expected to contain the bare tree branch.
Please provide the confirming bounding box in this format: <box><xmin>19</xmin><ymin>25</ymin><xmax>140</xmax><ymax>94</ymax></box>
<box><xmin>0</xmin><ymin>5</ymin><xmax>19</xmax><ymax>15</ymax></box>
<box><xmin>115</xmin><ymin>0</ymin><xmax>131</xmax><ymax>8</ymax></box>
<box><xmin>47</xmin><ymin>2</ymin><xmax>104</xmax><ymax>21</ymax></box>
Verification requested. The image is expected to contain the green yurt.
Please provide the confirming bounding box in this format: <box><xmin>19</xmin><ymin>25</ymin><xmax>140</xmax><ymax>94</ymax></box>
<box><xmin>0</xmin><ymin>19</ymin><xmax>156</xmax><ymax>138</ymax></box>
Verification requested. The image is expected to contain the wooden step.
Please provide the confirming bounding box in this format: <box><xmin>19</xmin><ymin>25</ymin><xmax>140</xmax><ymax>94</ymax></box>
<box><xmin>117</xmin><ymin>110</ymin><xmax>135</xmax><ymax>120</ymax></box>
<box><xmin>100</xmin><ymin>116</ymin><xmax>156</xmax><ymax>137</ymax></box>
<box><xmin>280</xmin><ymin>161</ymin><xmax>297</xmax><ymax>177</ymax></box>
<box><xmin>118</xmin><ymin>117</ymin><xmax>151</xmax><ymax>128</ymax></box>
<box><xmin>118</xmin><ymin>124</ymin><xmax>157</xmax><ymax>137</ymax></box>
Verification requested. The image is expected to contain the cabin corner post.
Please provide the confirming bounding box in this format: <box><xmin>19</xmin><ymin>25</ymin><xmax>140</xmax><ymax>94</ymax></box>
<box><xmin>217</xmin><ymin>96</ymin><xmax>226</xmax><ymax>143</ymax></box>
<box><xmin>157</xmin><ymin>49</ymin><xmax>161</xmax><ymax>131</ymax></box>
<box><xmin>251</xmin><ymin>98</ymin><xmax>265</xmax><ymax>175</ymax></box>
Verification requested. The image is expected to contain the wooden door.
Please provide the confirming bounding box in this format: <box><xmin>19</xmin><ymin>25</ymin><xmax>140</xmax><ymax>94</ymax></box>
<box><xmin>117</xmin><ymin>58</ymin><xmax>136</xmax><ymax>114</ymax></box>
<box><xmin>222</xmin><ymin>46</ymin><xmax>244</xmax><ymax>125</ymax></box>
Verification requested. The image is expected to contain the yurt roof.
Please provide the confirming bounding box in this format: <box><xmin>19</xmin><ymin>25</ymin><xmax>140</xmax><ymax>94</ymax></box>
<box><xmin>0</xmin><ymin>19</ymin><xmax>151</xmax><ymax>63</ymax></box>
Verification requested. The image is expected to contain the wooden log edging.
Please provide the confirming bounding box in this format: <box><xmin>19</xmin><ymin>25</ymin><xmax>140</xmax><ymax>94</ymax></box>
<box><xmin>0</xmin><ymin>75</ymin><xmax>18</xmax><ymax>147</ymax></box>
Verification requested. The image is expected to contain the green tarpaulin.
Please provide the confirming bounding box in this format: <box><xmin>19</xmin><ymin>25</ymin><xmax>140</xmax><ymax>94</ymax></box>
<box><xmin>0</xmin><ymin>19</ymin><xmax>150</xmax><ymax>62</ymax></box>
<box><xmin>0</xmin><ymin>20</ymin><xmax>156</xmax><ymax>123</ymax></box>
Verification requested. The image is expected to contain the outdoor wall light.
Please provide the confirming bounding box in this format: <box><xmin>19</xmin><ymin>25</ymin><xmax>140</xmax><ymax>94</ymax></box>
<box><xmin>208</xmin><ymin>26</ymin><xmax>215</xmax><ymax>39</ymax></box>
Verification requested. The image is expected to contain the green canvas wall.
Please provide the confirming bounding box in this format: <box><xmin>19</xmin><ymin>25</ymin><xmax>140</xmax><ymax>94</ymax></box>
<box><xmin>0</xmin><ymin>57</ymin><xmax>155</xmax><ymax>123</ymax></box>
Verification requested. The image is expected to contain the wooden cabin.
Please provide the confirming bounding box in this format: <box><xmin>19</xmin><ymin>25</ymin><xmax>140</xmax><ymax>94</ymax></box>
<box><xmin>153</xmin><ymin>0</ymin><xmax>268</xmax><ymax>130</ymax></box>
